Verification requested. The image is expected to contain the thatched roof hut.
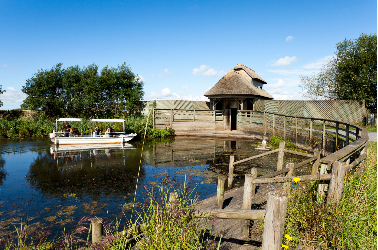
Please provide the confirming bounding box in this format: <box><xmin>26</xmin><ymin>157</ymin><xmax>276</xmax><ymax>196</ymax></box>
<box><xmin>204</xmin><ymin>64</ymin><xmax>273</xmax><ymax>100</ymax></box>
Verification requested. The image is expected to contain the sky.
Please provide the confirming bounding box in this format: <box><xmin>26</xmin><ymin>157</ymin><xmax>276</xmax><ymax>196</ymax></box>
<box><xmin>0</xmin><ymin>0</ymin><xmax>376</xmax><ymax>110</ymax></box>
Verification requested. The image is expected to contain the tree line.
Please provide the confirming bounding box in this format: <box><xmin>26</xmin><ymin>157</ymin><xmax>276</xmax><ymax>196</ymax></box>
<box><xmin>21</xmin><ymin>63</ymin><xmax>144</xmax><ymax>118</ymax></box>
<box><xmin>300</xmin><ymin>33</ymin><xmax>377</xmax><ymax>112</ymax></box>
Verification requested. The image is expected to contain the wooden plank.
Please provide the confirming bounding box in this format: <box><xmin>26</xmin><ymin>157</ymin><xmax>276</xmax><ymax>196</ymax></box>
<box><xmin>217</xmin><ymin>177</ymin><xmax>226</xmax><ymax>209</ymax></box>
<box><xmin>233</xmin><ymin>149</ymin><xmax>279</xmax><ymax>165</ymax></box>
<box><xmin>193</xmin><ymin>209</ymin><xmax>265</xmax><ymax>220</ymax></box>
<box><xmin>327</xmin><ymin>161</ymin><xmax>347</xmax><ymax>205</ymax></box>
<box><xmin>228</xmin><ymin>155</ymin><xmax>235</xmax><ymax>188</ymax></box>
<box><xmin>283</xmin><ymin>149</ymin><xmax>313</xmax><ymax>158</ymax></box>
<box><xmin>252</xmin><ymin>173</ymin><xmax>331</xmax><ymax>184</ymax></box>
<box><xmin>311</xmin><ymin>149</ymin><xmax>321</xmax><ymax>175</ymax></box>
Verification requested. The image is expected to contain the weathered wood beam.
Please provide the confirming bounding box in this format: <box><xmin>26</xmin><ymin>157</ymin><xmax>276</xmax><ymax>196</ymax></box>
<box><xmin>193</xmin><ymin>209</ymin><xmax>265</xmax><ymax>220</ymax></box>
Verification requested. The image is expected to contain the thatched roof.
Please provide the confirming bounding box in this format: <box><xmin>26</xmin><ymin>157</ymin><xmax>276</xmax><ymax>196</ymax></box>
<box><xmin>204</xmin><ymin>64</ymin><xmax>273</xmax><ymax>99</ymax></box>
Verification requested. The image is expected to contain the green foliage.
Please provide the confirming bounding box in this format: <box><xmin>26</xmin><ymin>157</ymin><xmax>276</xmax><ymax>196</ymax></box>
<box><xmin>284</xmin><ymin>142</ymin><xmax>377</xmax><ymax>249</ymax></box>
<box><xmin>268</xmin><ymin>136</ymin><xmax>296</xmax><ymax>149</ymax></box>
<box><xmin>300</xmin><ymin>33</ymin><xmax>377</xmax><ymax>111</ymax></box>
<box><xmin>21</xmin><ymin>63</ymin><xmax>144</xmax><ymax>118</ymax></box>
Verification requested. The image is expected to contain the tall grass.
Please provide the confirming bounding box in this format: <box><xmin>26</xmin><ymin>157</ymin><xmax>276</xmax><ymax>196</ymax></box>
<box><xmin>284</xmin><ymin>142</ymin><xmax>377</xmax><ymax>249</ymax></box>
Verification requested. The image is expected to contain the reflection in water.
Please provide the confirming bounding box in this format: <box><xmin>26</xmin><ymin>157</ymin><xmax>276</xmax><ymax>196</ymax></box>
<box><xmin>0</xmin><ymin>137</ymin><xmax>309</xmax><ymax>239</ymax></box>
<box><xmin>0</xmin><ymin>156</ymin><xmax>6</xmax><ymax>185</ymax></box>
<box><xmin>27</xmin><ymin>144</ymin><xmax>140</xmax><ymax>199</ymax></box>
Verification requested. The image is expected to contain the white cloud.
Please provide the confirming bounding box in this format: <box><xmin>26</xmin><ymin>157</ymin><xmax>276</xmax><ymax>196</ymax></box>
<box><xmin>302</xmin><ymin>55</ymin><xmax>334</xmax><ymax>69</ymax></box>
<box><xmin>182</xmin><ymin>85</ymin><xmax>189</xmax><ymax>90</ymax></box>
<box><xmin>266</xmin><ymin>79</ymin><xmax>285</xmax><ymax>89</ymax></box>
<box><xmin>192</xmin><ymin>65</ymin><xmax>225</xmax><ymax>77</ymax></box>
<box><xmin>162</xmin><ymin>87</ymin><xmax>171</xmax><ymax>96</ymax></box>
<box><xmin>285</xmin><ymin>36</ymin><xmax>293</xmax><ymax>42</ymax></box>
<box><xmin>271</xmin><ymin>56</ymin><xmax>297</xmax><ymax>67</ymax></box>
<box><xmin>2</xmin><ymin>64</ymin><xmax>19</xmax><ymax>71</ymax></box>
<box><xmin>164</xmin><ymin>68</ymin><xmax>170</xmax><ymax>74</ymax></box>
<box><xmin>136</xmin><ymin>75</ymin><xmax>144</xmax><ymax>82</ymax></box>
<box><xmin>182</xmin><ymin>95</ymin><xmax>209</xmax><ymax>101</ymax></box>
<box><xmin>0</xmin><ymin>88</ymin><xmax>27</xmax><ymax>109</ymax></box>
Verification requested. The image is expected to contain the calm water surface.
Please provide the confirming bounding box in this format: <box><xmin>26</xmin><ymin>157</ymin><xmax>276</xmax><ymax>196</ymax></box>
<box><xmin>0</xmin><ymin>136</ymin><xmax>307</xmax><ymax>238</ymax></box>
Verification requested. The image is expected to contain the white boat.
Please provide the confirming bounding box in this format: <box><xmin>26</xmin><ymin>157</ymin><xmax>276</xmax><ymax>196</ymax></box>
<box><xmin>51</xmin><ymin>118</ymin><xmax>137</xmax><ymax>145</ymax></box>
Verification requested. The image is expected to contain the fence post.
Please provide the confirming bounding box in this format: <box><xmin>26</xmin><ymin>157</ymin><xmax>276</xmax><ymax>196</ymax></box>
<box><xmin>250</xmin><ymin>111</ymin><xmax>252</xmax><ymax>125</ymax></box>
<box><xmin>283</xmin><ymin>116</ymin><xmax>286</xmax><ymax>140</ymax></box>
<box><xmin>311</xmin><ymin>148</ymin><xmax>321</xmax><ymax>175</ymax></box>
<box><xmin>273</xmin><ymin>114</ymin><xmax>275</xmax><ymax>136</ymax></box>
<box><xmin>217</xmin><ymin>177</ymin><xmax>226</xmax><ymax>209</ymax></box>
<box><xmin>228</xmin><ymin>155</ymin><xmax>235</xmax><ymax>188</ymax></box>
<box><xmin>322</xmin><ymin>120</ymin><xmax>326</xmax><ymax>156</ymax></box>
<box><xmin>214</xmin><ymin>110</ymin><xmax>216</xmax><ymax>123</ymax></box>
<box><xmin>169</xmin><ymin>192</ymin><xmax>178</xmax><ymax>212</ymax></box>
<box><xmin>241</xmin><ymin>173</ymin><xmax>255</xmax><ymax>237</ymax></box>
<box><xmin>193</xmin><ymin>109</ymin><xmax>196</xmax><ymax>122</ymax></box>
<box><xmin>261</xmin><ymin>191</ymin><xmax>288</xmax><ymax>250</ymax></box>
<box><xmin>345</xmin><ymin>124</ymin><xmax>350</xmax><ymax>146</ymax></box>
<box><xmin>317</xmin><ymin>163</ymin><xmax>328</xmax><ymax>202</ymax></box>
<box><xmin>295</xmin><ymin>117</ymin><xmax>298</xmax><ymax>146</ymax></box>
<box><xmin>264</xmin><ymin>112</ymin><xmax>267</xmax><ymax>135</ymax></box>
<box><xmin>250</xmin><ymin>167</ymin><xmax>257</xmax><ymax>198</ymax></box>
<box><xmin>153</xmin><ymin>109</ymin><xmax>155</xmax><ymax>128</ymax></box>
<box><xmin>309</xmin><ymin>119</ymin><xmax>313</xmax><ymax>142</ymax></box>
<box><xmin>277</xmin><ymin>141</ymin><xmax>285</xmax><ymax>171</ymax></box>
<box><xmin>335</xmin><ymin>122</ymin><xmax>339</xmax><ymax>149</ymax></box>
<box><xmin>283</xmin><ymin>163</ymin><xmax>294</xmax><ymax>193</ymax></box>
<box><xmin>327</xmin><ymin>161</ymin><xmax>347</xmax><ymax>205</ymax></box>
<box><xmin>170</xmin><ymin>109</ymin><xmax>173</xmax><ymax>127</ymax></box>
<box><xmin>356</xmin><ymin>128</ymin><xmax>360</xmax><ymax>139</ymax></box>
<box><xmin>91</xmin><ymin>218</ymin><xmax>103</xmax><ymax>244</ymax></box>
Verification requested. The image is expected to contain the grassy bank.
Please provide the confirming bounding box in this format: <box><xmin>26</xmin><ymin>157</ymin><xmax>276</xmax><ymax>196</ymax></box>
<box><xmin>283</xmin><ymin>141</ymin><xmax>377</xmax><ymax>249</ymax></box>
<box><xmin>0</xmin><ymin>114</ymin><xmax>174</xmax><ymax>139</ymax></box>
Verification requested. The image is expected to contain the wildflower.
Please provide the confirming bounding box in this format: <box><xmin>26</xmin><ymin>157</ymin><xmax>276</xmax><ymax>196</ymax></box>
<box><xmin>285</xmin><ymin>234</ymin><xmax>292</xmax><ymax>241</ymax></box>
<box><xmin>282</xmin><ymin>244</ymin><xmax>289</xmax><ymax>249</ymax></box>
<box><xmin>288</xmin><ymin>196</ymin><xmax>291</xmax><ymax>198</ymax></box>
<box><xmin>293</xmin><ymin>177</ymin><xmax>301</xmax><ymax>183</ymax></box>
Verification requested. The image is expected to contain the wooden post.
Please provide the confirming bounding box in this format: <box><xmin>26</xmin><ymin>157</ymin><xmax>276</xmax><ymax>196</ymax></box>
<box><xmin>277</xmin><ymin>141</ymin><xmax>285</xmax><ymax>171</ymax></box>
<box><xmin>283</xmin><ymin>116</ymin><xmax>286</xmax><ymax>140</ymax></box>
<box><xmin>91</xmin><ymin>218</ymin><xmax>103</xmax><ymax>244</ymax></box>
<box><xmin>264</xmin><ymin>112</ymin><xmax>267</xmax><ymax>135</ymax></box>
<box><xmin>283</xmin><ymin>163</ymin><xmax>294</xmax><ymax>193</ymax></box>
<box><xmin>345</xmin><ymin>124</ymin><xmax>350</xmax><ymax>146</ymax></box>
<box><xmin>309</xmin><ymin>119</ymin><xmax>313</xmax><ymax>142</ymax></box>
<box><xmin>213</xmin><ymin>110</ymin><xmax>216</xmax><ymax>123</ymax></box>
<box><xmin>250</xmin><ymin>111</ymin><xmax>252</xmax><ymax>125</ymax></box>
<box><xmin>327</xmin><ymin>161</ymin><xmax>347</xmax><ymax>205</ymax></box>
<box><xmin>153</xmin><ymin>109</ymin><xmax>155</xmax><ymax>128</ymax></box>
<box><xmin>193</xmin><ymin>109</ymin><xmax>196</xmax><ymax>122</ymax></box>
<box><xmin>295</xmin><ymin>117</ymin><xmax>298</xmax><ymax>146</ymax></box>
<box><xmin>311</xmin><ymin>148</ymin><xmax>321</xmax><ymax>175</ymax></box>
<box><xmin>272</xmin><ymin>114</ymin><xmax>275</xmax><ymax>136</ymax></box>
<box><xmin>261</xmin><ymin>191</ymin><xmax>288</xmax><ymax>250</ymax></box>
<box><xmin>217</xmin><ymin>177</ymin><xmax>226</xmax><ymax>209</ymax></box>
<box><xmin>322</xmin><ymin>120</ymin><xmax>326</xmax><ymax>156</ymax></box>
<box><xmin>317</xmin><ymin>163</ymin><xmax>328</xmax><ymax>202</ymax></box>
<box><xmin>228</xmin><ymin>155</ymin><xmax>235</xmax><ymax>188</ymax></box>
<box><xmin>169</xmin><ymin>192</ymin><xmax>178</xmax><ymax>212</ymax></box>
<box><xmin>250</xmin><ymin>168</ymin><xmax>258</xmax><ymax>199</ymax></box>
<box><xmin>356</xmin><ymin>128</ymin><xmax>360</xmax><ymax>140</ymax></box>
<box><xmin>241</xmin><ymin>173</ymin><xmax>255</xmax><ymax>237</ymax></box>
<box><xmin>242</xmin><ymin>174</ymin><xmax>255</xmax><ymax>210</ymax></box>
<box><xmin>335</xmin><ymin>122</ymin><xmax>339</xmax><ymax>149</ymax></box>
<box><xmin>170</xmin><ymin>109</ymin><xmax>173</xmax><ymax>127</ymax></box>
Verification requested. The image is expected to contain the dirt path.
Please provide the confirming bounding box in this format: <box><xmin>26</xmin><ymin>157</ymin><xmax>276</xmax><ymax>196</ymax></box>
<box><xmin>195</xmin><ymin>183</ymin><xmax>281</xmax><ymax>250</ymax></box>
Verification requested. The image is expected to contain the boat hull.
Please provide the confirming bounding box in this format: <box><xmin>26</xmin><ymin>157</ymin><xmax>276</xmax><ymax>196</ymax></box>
<box><xmin>51</xmin><ymin>134</ymin><xmax>136</xmax><ymax>145</ymax></box>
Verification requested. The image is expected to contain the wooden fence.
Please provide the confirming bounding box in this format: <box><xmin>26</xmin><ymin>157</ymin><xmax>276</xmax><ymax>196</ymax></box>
<box><xmin>92</xmin><ymin>110</ymin><xmax>368</xmax><ymax>248</ymax></box>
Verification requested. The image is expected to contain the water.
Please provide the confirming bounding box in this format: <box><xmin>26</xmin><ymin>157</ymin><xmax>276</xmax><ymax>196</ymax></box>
<box><xmin>0</xmin><ymin>137</ymin><xmax>308</xmax><ymax>238</ymax></box>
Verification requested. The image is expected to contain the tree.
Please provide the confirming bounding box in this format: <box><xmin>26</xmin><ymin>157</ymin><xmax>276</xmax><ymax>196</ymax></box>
<box><xmin>300</xmin><ymin>33</ymin><xmax>377</xmax><ymax>111</ymax></box>
<box><xmin>0</xmin><ymin>85</ymin><xmax>5</xmax><ymax>107</ymax></box>
<box><xmin>21</xmin><ymin>63</ymin><xmax>144</xmax><ymax>118</ymax></box>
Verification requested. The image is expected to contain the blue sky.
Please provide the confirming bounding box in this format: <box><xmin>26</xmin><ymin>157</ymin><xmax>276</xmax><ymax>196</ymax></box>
<box><xmin>1</xmin><ymin>0</ymin><xmax>376</xmax><ymax>110</ymax></box>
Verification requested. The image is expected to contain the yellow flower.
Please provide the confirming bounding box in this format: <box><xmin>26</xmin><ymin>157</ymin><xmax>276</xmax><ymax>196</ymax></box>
<box><xmin>282</xmin><ymin>244</ymin><xmax>289</xmax><ymax>249</ymax></box>
<box><xmin>284</xmin><ymin>234</ymin><xmax>292</xmax><ymax>241</ymax></box>
<box><xmin>293</xmin><ymin>177</ymin><xmax>301</xmax><ymax>183</ymax></box>
<box><xmin>288</xmin><ymin>196</ymin><xmax>291</xmax><ymax>198</ymax></box>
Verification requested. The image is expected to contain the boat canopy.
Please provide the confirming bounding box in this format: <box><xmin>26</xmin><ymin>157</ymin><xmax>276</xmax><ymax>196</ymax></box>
<box><xmin>56</xmin><ymin>118</ymin><xmax>83</xmax><ymax>122</ymax></box>
<box><xmin>90</xmin><ymin>119</ymin><xmax>125</xmax><ymax>123</ymax></box>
